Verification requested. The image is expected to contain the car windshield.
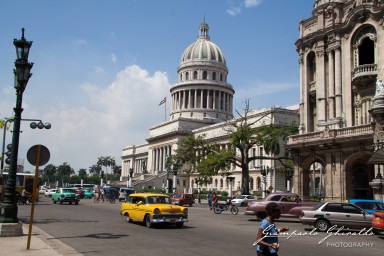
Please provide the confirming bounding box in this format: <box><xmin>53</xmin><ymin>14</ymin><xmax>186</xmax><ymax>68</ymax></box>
<box><xmin>312</xmin><ymin>202</ymin><xmax>326</xmax><ymax>210</ymax></box>
<box><xmin>145</xmin><ymin>196</ymin><xmax>172</xmax><ymax>204</ymax></box>
<box><xmin>238</xmin><ymin>195</ymin><xmax>247</xmax><ymax>199</ymax></box>
<box><xmin>62</xmin><ymin>189</ymin><xmax>73</xmax><ymax>193</ymax></box>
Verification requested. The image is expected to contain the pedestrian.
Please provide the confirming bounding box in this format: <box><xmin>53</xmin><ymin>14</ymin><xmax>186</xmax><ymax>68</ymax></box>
<box><xmin>254</xmin><ymin>202</ymin><xmax>289</xmax><ymax>256</ymax></box>
<box><xmin>212</xmin><ymin>192</ymin><xmax>218</xmax><ymax>206</ymax></box>
<box><xmin>207</xmin><ymin>191</ymin><xmax>213</xmax><ymax>210</ymax></box>
<box><xmin>197</xmin><ymin>192</ymin><xmax>201</xmax><ymax>204</ymax></box>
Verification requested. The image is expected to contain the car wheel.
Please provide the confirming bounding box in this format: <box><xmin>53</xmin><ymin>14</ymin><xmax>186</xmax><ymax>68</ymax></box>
<box><xmin>126</xmin><ymin>213</ymin><xmax>133</xmax><ymax>223</ymax></box>
<box><xmin>256</xmin><ymin>211</ymin><xmax>267</xmax><ymax>220</ymax></box>
<box><xmin>176</xmin><ymin>222</ymin><xmax>184</xmax><ymax>228</ymax></box>
<box><xmin>240</xmin><ymin>202</ymin><xmax>246</xmax><ymax>207</ymax></box>
<box><xmin>69</xmin><ymin>202</ymin><xmax>72</xmax><ymax>205</ymax></box>
<box><xmin>53</xmin><ymin>199</ymin><xmax>56</xmax><ymax>204</ymax></box>
<box><xmin>145</xmin><ymin>215</ymin><xmax>152</xmax><ymax>228</ymax></box>
<box><xmin>315</xmin><ymin>219</ymin><xmax>330</xmax><ymax>232</ymax></box>
<box><xmin>59</xmin><ymin>200</ymin><xmax>63</xmax><ymax>205</ymax></box>
<box><xmin>189</xmin><ymin>203</ymin><xmax>193</xmax><ymax>207</ymax></box>
<box><xmin>75</xmin><ymin>201</ymin><xmax>79</xmax><ymax>205</ymax></box>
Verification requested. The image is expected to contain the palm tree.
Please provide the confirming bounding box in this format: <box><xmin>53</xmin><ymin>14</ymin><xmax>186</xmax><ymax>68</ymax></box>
<box><xmin>89</xmin><ymin>164</ymin><xmax>101</xmax><ymax>176</ymax></box>
<box><xmin>78</xmin><ymin>168</ymin><xmax>87</xmax><ymax>179</ymax></box>
<box><xmin>97</xmin><ymin>156</ymin><xmax>116</xmax><ymax>182</ymax></box>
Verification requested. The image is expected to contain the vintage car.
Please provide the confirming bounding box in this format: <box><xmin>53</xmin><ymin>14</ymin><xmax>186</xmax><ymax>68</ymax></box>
<box><xmin>300</xmin><ymin>202</ymin><xmax>373</xmax><ymax>232</ymax></box>
<box><xmin>245</xmin><ymin>192</ymin><xmax>318</xmax><ymax>219</ymax></box>
<box><xmin>171</xmin><ymin>193</ymin><xmax>195</xmax><ymax>206</ymax></box>
<box><xmin>118</xmin><ymin>187</ymin><xmax>136</xmax><ymax>202</ymax></box>
<box><xmin>120</xmin><ymin>193</ymin><xmax>188</xmax><ymax>228</ymax></box>
<box><xmin>231</xmin><ymin>195</ymin><xmax>256</xmax><ymax>207</ymax></box>
<box><xmin>82</xmin><ymin>189</ymin><xmax>95</xmax><ymax>199</ymax></box>
<box><xmin>346</xmin><ymin>199</ymin><xmax>384</xmax><ymax>214</ymax></box>
<box><xmin>51</xmin><ymin>188</ymin><xmax>80</xmax><ymax>205</ymax></box>
<box><xmin>372</xmin><ymin>211</ymin><xmax>384</xmax><ymax>235</ymax></box>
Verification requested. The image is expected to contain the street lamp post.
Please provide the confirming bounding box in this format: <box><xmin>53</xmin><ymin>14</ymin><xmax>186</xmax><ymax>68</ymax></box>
<box><xmin>285</xmin><ymin>168</ymin><xmax>293</xmax><ymax>192</ymax></box>
<box><xmin>260</xmin><ymin>165</ymin><xmax>269</xmax><ymax>198</ymax></box>
<box><xmin>0</xmin><ymin>29</ymin><xmax>33</xmax><ymax>225</ymax></box>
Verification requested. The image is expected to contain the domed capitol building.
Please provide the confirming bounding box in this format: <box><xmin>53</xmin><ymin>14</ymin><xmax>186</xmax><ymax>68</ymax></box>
<box><xmin>120</xmin><ymin>0</ymin><xmax>384</xmax><ymax>202</ymax></box>
<box><xmin>119</xmin><ymin>20</ymin><xmax>299</xmax><ymax>195</ymax></box>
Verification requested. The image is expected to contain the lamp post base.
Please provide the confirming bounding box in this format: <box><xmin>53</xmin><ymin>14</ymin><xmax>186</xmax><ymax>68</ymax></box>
<box><xmin>0</xmin><ymin>202</ymin><xmax>19</xmax><ymax>224</ymax></box>
<box><xmin>0</xmin><ymin>222</ymin><xmax>23</xmax><ymax>237</ymax></box>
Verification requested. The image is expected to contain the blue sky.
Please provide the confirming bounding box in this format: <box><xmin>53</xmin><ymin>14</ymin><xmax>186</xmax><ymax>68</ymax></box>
<box><xmin>0</xmin><ymin>0</ymin><xmax>314</xmax><ymax>173</ymax></box>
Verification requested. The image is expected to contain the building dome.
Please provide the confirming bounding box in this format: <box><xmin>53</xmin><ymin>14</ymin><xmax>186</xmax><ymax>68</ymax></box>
<box><xmin>170</xmin><ymin>21</ymin><xmax>234</xmax><ymax>123</ymax></box>
<box><xmin>179</xmin><ymin>21</ymin><xmax>227</xmax><ymax>70</ymax></box>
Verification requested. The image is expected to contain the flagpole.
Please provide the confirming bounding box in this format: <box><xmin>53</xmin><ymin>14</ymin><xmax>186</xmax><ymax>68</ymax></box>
<box><xmin>164</xmin><ymin>101</ymin><xmax>166</xmax><ymax>122</ymax></box>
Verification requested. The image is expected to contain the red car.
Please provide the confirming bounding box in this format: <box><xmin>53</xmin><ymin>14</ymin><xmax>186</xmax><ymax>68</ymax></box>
<box><xmin>372</xmin><ymin>211</ymin><xmax>384</xmax><ymax>235</ymax></box>
<box><xmin>171</xmin><ymin>194</ymin><xmax>195</xmax><ymax>206</ymax></box>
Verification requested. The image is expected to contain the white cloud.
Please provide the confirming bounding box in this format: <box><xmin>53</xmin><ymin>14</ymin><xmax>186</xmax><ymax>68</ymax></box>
<box><xmin>244</xmin><ymin>0</ymin><xmax>263</xmax><ymax>8</ymax></box>
<box><xmin>227</xmin><ymin>0</ymin><xmax>263</xmax><ymax>16</ymax></box>
<box><xmin>227</xmin><ymin>7</ymin><xmax>241</xmax><ymax>16</ymax></box>
<box><xmin>17</xmin><ymin>65</ymin><xmax>171</xmax><ymax>172</ymax></box>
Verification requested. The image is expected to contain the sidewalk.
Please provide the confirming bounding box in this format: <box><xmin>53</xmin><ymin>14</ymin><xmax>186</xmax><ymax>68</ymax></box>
<box><xmin>0</xmin><ymin>223</ymin><xmax>83</xmax><ymax>256</ymax></box>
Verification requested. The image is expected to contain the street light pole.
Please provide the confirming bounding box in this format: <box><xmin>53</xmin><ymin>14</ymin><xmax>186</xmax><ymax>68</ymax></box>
<box><xmin>0</xmin><ymin>28</ymin><xmax>33</xmax><ymax>225</ymax></box>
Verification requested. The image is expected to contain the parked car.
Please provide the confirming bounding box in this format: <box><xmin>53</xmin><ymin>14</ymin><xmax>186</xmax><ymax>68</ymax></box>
<box><xmin>346</xmin><ymin>199</ymin><xmax>384</xmax><ymax>214</ymax></box>
<box><xmin>44</xmin><ymin>188</ymin><xmax>57</xmax><ymax>197</ymax></box>
<box><xmin>300</xmin><ymin>202</ymin><xmax>373</xmax><ymax>232</ymax></box>
<box><xmin>51</xmin><ymin>188</ymin><xmax>80</xmax><ymax>205</ymax></box>
<box><xmin>82</xmin><ymin>189</ymin><xmax>95</xmax><ymax>199</ymax></box>
<box><xmin>372</xmin><ymin>211</ymin><xmax>384</xmax><ymax>235</ymax></box>
<box><xmin>118</xmin><ymin>187</ymin><xmax>136</xmax><ymax>202</ymax></box>
<box><xmin>171</xmin><ymin>193</ymin><xmax>195</xmax><ymax>206</ymax></box>
<box><xmin>231</xmin><ymin>195</ymin><xmax>255</xmax><ymax>207</ymax></box>
<box><xmin>121</xmin><ymin>193</ymin><xmax>188</xmax><ymax>228</ymax></box>
<box><xmin>245</xmin><ymin>192</ymin><xmax>319</xmax><ymax>219</ymax></box>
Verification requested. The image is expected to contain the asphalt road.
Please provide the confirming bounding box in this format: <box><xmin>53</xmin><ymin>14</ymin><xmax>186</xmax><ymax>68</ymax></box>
<box><xmin>17</xmin><ymin>196</ymin><xmax>384</xmax><ymax>256</ymax></box>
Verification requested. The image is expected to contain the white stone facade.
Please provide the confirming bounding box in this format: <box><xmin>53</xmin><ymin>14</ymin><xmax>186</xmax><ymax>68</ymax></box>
<box><xmin>286</xmin><ymin>0</ymin><xmax>384</xmax><ymax>201</ymax></box>
<box><xmin>120</xmin><ymin>21</ymin><xmax>299</xmax><ymax>195</ymax></box>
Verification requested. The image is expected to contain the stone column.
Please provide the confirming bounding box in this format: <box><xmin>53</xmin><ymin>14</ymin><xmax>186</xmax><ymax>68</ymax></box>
<box><xmin>316</xmin><ymin>48</ymin><xmax>326</xmax><ymax>124</ymax></box>
<box><xmin>335</xmin><ymin>46</ymin><xmax>342</xmax><ymax>119</ymax></box>
<box><xmin>328</xmin><ymin>50</ymin><xmax>335</xmax><ymax>119</ymax></box>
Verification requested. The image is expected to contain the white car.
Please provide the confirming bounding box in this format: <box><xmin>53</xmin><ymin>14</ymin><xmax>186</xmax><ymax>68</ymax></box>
<box><xmin>44</xmin><ymin>188</ymin><xmax>57</xmax><ymax>197</ymax></box>
<box><xmin>231</xmin><ymin>195</ymin><xmax>255</xmax><ymax>207</ymax></box>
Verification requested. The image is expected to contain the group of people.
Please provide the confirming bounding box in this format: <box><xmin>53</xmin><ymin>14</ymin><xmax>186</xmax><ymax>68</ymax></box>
<box><xmin>206</xmin><ymin>191</ymin><xmax>218</xmax><ymax>210</ymax></box>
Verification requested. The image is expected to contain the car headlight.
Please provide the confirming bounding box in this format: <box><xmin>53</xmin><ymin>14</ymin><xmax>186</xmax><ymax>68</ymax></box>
<box><xmin>183</xmin><ymin>208</ymin><xmax>188</xmax><ymax>215</ymax></box>
<box><xmin>154</xmin><ymin>208</ymin><xmax>160</xmax><ymax>215</ymax></box>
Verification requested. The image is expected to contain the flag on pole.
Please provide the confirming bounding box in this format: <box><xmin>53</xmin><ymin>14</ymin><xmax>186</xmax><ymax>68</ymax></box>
<box><xmin>158</xmin><ymin>97</ymin><xmax>166</xmax><ymax>106</ymax></box>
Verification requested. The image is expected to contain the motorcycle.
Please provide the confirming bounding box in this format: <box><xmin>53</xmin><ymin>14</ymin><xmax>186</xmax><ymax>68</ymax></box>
<box><xmin>213</xmin><ymin>200</ymin><xmax>239</xmax><ymax>215</ymax></box>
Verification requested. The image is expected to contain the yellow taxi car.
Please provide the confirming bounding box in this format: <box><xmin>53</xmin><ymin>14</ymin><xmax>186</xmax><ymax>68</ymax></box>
<box><xmin>120</xmin><ymin>193</ymin><xmax>188</xmax><ymax>228</ymax></box>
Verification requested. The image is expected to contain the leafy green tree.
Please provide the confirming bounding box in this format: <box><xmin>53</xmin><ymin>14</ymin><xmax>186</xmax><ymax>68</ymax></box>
<box><xmin>78</xmin><ymin>168</ymin><xmax>87</xmax><ymax>179</ymax></box>
<box><xmin>57</xmin><ymin>162</ymin><xmax>74</xmax><ymax>185</ymax></box>
<box><xmin>173</xmin><ymin>102</ymin><xmax>298</xmax><ymax>195</ymax></box>
<box><xmin>89</xmin><ymin>164</ymin><xmax>102</xmax><ymax>176</ymax></box>
<box><xmin>43</xmin><ymin>164</ymin><xmax>57</xmax><ymax>186</ymax></box>
<box><xmin>112</xmin><ymin>165</ymin><xmax>121</xmax><ymax>175</ymax></box>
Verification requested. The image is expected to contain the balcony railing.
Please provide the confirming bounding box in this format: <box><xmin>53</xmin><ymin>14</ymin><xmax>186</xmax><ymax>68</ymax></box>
<box><xmin>287</xmin><ymin>124</ymin><xmax>373</xmax><ymax>145</ymax></box>
<box><xmin>352</xmin><ymin>64</ymin><xmax>377</xmax><ymax>80</ymax></box>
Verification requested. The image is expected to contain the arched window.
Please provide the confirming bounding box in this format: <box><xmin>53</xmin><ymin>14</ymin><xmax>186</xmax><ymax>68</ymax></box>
<box><xmin>214</xmin><ymin>179</ymin><xmax>218</xmax><ymax>188</ymax></box>
<box><xmin>186</xmin><ymin>72</ymin><xmax>189</xmax><ymax>80</ymax></box>
<box><xmin>212</xmin><ymin>72</ymin><xmax>216</xmax><ymax>80</ymax></box>
<box><xmin>193</xmin><ymin>71</ymin><xmax>198</xmax><ymax>79</ymax></box>
<box><xmin>220</xmin><ymin>179</ymin><xmax>223</xmax><ymax>188</ymax></box>
<box><xmin>203</xmin><ymin>71</ymin><xmax>207</xmax><ymax>79</ymax></box>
